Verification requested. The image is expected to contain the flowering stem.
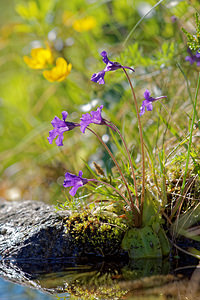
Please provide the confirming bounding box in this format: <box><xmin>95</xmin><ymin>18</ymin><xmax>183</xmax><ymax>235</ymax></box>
<box><xmin>88</xmin><ymin>178</ymin><xmax>140</xmax><ymax>225</ymax></box>
<box><xmin>105</xmin><ymin>120</ymin><xmax>139</xmax><ymax>208</ymax></box>
<box><xmin>122</xmin><ymin>68</ymin><xmax>145</xmax><ymax>215</ymax></box>
<box><xmin>86</xmin><ymin>127</ymin><xmax>136</xmax><ymax>210</ymax></box>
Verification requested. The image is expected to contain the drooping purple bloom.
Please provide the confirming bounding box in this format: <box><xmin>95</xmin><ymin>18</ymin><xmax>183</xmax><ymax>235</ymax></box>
<box><xmin>63</xmin><ymin>170</ymin><xmax>88</xmax><ymax>196</ymax></box>
<box><xmin>91</xmin><ymin>70</ymin><xmax>106</xmax><ymax>85</ymax></box>
<box><xmin>140</xmin><ymin>90</ymin><xmax>167</xmax><ymax>116</ymax></box>
<box><xmin>185</xmin><ymin>48</ymin><xmax>200</xmax><ymax>66</ymax></box>
<box><xmin>91</xmin><ymin>51</ymin><xmax>135</xmax><ymax>84</ymax></box>
<box><xmin>48</xmin><ymin>111</ymin><xmax>79</xmax><ymax>146</ymax></box>
<box><xmin>80</xmin><ymin>105</ymin><xmax>106</xmax><ymax>133</ymax></box>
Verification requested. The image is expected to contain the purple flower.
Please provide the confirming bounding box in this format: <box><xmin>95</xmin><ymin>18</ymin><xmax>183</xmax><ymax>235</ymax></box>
<box><xmin>48</xmin><ymin>111</ymin><xmax>79</xmax><ymax>146</ymax></box>
<box><xmin>80</xmin><ymin>105</ymin><xmax>106</xmax><ymax>133</ymax></box>
<box><xmin>63</xmin><ymin>171</ymin><xmax>88</xmax><ymax>196</ymax></box>
<box><xmin>140</xmin><ymin>90</ymin><xmax>167</xmax><ymax>116</ymax></box>
<box><xmin>171</xmin><ymin>15</ymin><xmax>177</xmax><ymax>23</ymax></box>
<box><xmin>185</xmin><ymin>48</ymin><xmax>200</xmax><ymax>66</ymax></box>
<box><xmin>91</xmin><ymin>70</ymin><xmax>106</xmax><ymax>85</ymax></box>
<box><xmin>91</xmin><ymin>51</ymin><xmax>135</xmax><ymax>84</ymax></box>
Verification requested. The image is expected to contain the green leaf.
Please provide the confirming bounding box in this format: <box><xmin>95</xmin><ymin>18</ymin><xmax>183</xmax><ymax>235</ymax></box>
<box><xmin>157</xmin><ymin>227</ymin><xmax>170</xmax><ymax>257</ymax></box>
<box><xmin>142</xmin><ymin>190</ymin><xmax>160</xmax><ymax>226</ymax></box>
<box><xmin>122</xmin><ymin>258</ymin><xmax>167</xmax><ymax>280</ymax></box>
<box><xmin>121</xmin><ymin>226</ymin><xmax>162</xmax><ymax>259</ymax></box>
<box><xmin>171</xmin><ymin>204</ymin><xmax>200</xmax><ymax>241</ymax></box>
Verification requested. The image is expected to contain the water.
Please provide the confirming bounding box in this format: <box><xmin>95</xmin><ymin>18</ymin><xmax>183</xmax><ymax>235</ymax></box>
<box><xmin>0</xmin><ymin>257</ymin><xmax>199</xmax><ymax>300</ymax></box>
<box><xmin>0</xmin><ymin>277</ymin><xmax>57</xmax><ymax>300</ymax></box>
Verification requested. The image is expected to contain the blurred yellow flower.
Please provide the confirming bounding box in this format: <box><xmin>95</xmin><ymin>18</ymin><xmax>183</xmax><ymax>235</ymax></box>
<box><xmin>16</xmin><ymin>1</ymin><xmax>39</xmax><ymax>20</ymax></box>
<box><xmin>43</xmin><ymin>57</ymin><xmax>72</xmax><ymax>82</ymax></box>
<box><xmin>62</xmin><ymin>11</ymin><xmax>75</xmax><ymax>27</ymax></box>
<box><xmin>23</xmin><ymin>47</ymin><xmax>53</xmax><ymax>69</ymax></box>
<box><xmin>72</xmin><ymin>16</ymin><xmax>96</xmax><ymax>32</ymax></box>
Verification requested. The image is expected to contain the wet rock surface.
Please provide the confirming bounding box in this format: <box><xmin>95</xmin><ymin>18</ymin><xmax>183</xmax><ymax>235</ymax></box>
<box><xmin>0</xmin><ymin>200</ymin><xmax>73</xmax><ymax>260</ymax></box>
<box><xmin>0</xmin><ymin>200</ymin><xmax>127</xmax><ymax>261</ymax></box>
<box><xmin>0</xmin><ymin>200</ymin><xmax>128</xmax><ymax>295</ymax></box>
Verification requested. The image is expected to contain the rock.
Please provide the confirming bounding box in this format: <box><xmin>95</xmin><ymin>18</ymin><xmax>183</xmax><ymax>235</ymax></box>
<box><xmin>0</xmin><ymin>200</ymin><xmax>73</xmax><ymax>260</ymax></box>
<box><xmin>0</xmin><ymin>200</ymin><xmax>127</xmax><ymax>261</ymax></box>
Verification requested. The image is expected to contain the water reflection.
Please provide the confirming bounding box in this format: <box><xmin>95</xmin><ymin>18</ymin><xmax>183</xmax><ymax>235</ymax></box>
<box><xmin>0</xmin><ymin>257</ymin><xmax>199</xmax><ymax>300</ymax></box>
<box><xmin>0</xmin><ymin>277</ymin><xmax>57</xmax><ymax>300</ymax></box>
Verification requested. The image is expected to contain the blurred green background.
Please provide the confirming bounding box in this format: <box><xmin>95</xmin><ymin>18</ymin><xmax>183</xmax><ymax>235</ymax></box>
<box><xmin>0</xmin><ymin>0</ymin><xmax>199</xmax><ymax>205</ymax></box>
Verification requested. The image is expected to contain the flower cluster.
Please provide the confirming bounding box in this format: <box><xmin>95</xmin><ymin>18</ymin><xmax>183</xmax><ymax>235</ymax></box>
<box><xmin>185</xmin><ymin>48</ymin><xmax>200</xmax><ymax>66</ymax></box>
<box><xmin>47</xmin><ymin>50</ymin><xmax>166</xmax><ymax>224</ymax></box>
<box><xmin>48</xmin><ymin>104</ymin><xmax>117</xmax><ymax>197</ymax></box>
<box><xmin>24</xmin><ymin>46</ymin><xmax>72</xmax><ymax>82</ymax></box>
<box><xmin>48</xmin><ymin>105</ymin><xmax>107</xmax><ymax>146</ymax></box>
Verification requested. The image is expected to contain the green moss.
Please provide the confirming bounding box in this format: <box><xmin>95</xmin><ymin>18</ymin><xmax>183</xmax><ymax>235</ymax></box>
<box><xmin>61</xmin><ymin>269</ymin><xmax>128</xmax><ymax>300</ymax></box>
<box><xmin>64</xmin><ymin>210</ymin><xmax>127</xmax><ymax>256</ymax></box>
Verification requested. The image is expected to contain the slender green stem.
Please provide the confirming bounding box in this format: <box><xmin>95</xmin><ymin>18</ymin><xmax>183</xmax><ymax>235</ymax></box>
<box><xmin>122</xmin><ymin>68</ymin><xmax>145</xmax><ymax>214</ymax></box>
<box><xmin>87</xmin><ymin>127</ymin><xmax>133</xmax><ymax>205</ymax></box>
<box><xmin>106</xmin><ymin>120</ymin><xmax>139</xmax><ymax>208</ymax></box>
<box><xmin>88</xmin><ymin>179</ymin><xmax>130</xmax><ymax>207</ymax></box>
<box><xmin>123</xmin><ymin>0</ymin><xmax>164</xmax><ymax>46</ymax></box>
<box><xmin>89</xmin><ymin>178</ymin><xmax>140</xmax><ymax>225</ymax></box>
<box><xmin>181</xmin><ymin>73</ymin><xmax>200</xmax><ymax>192</ymax></box>
<box><xmin>177</xmin><ymin>62</ymin><xmax>199</xmax><ymax>120</ymax></box>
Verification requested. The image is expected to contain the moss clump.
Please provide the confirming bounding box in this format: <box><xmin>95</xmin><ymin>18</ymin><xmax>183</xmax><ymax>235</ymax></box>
<box><xmin>62</xmin><ymin>266</ymin><xmax>128</xmax><ymax>300</ymax></box>
<box><xmin>65</xmin><ymin>284</ymin><xmax>128</xmax><ymax>300</ymax></box>
<box><xmin>64</xmin><ymin>210</ymin><xmax>128</xmax><ymax>256</ymax></box>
